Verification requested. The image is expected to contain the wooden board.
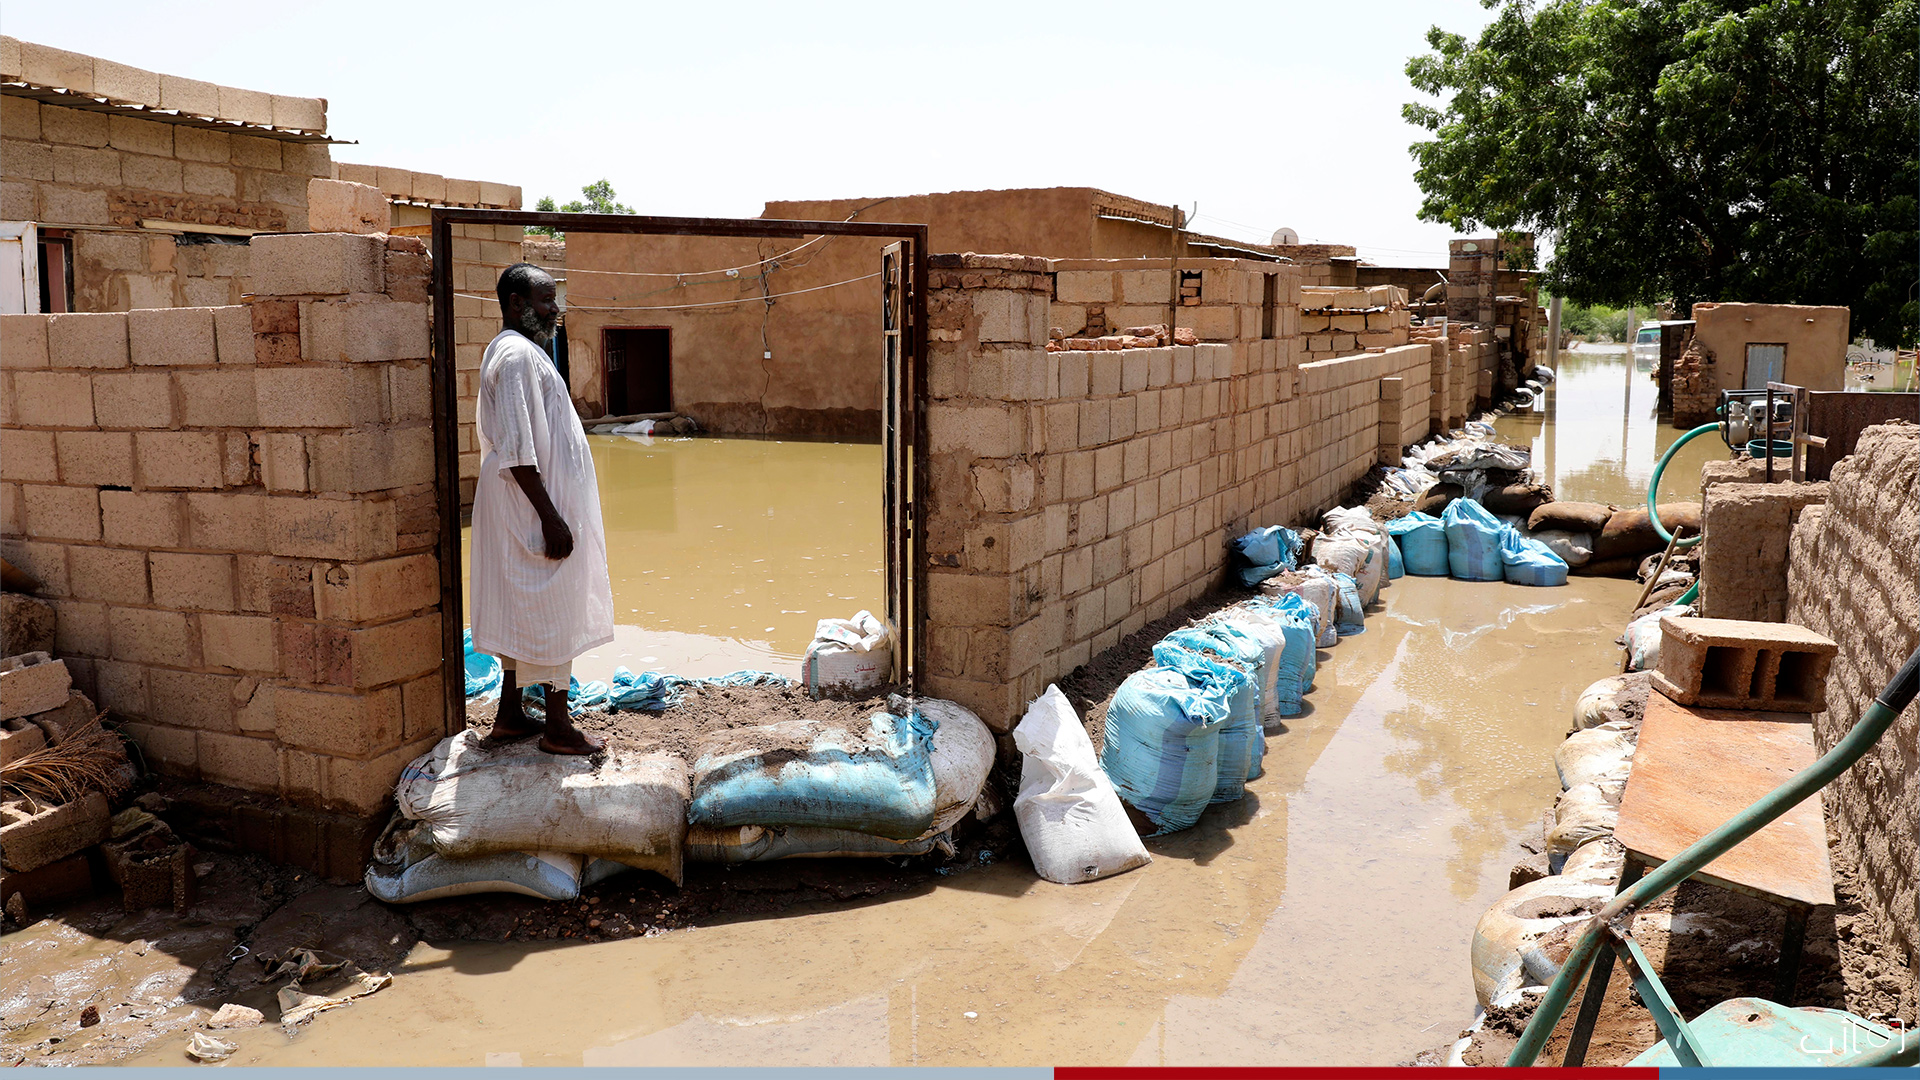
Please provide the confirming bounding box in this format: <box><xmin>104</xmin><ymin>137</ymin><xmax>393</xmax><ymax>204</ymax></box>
<box><xmin>1614</xmin><ymin>693</ymin><xmax>1835</xmax><ymax>908</ymax></box>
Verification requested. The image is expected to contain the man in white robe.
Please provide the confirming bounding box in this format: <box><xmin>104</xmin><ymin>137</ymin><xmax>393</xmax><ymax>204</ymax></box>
<box><xmin>469</xmin><ymin>264</ymin><xmax>614</xmax><ymax>754</ymax></box>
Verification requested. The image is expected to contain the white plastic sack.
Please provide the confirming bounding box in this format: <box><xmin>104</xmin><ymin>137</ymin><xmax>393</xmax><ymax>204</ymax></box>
<box><xmin>1555</xmin><ymin>720</ymin><xmax>1637</xmax><ymax>790</ymax></box>
<box><xmin>1546</xmin><ymin>782</ymin><xmax>1623</xmax><ymax>868</ymax></box>
<box><xmin>1574</xmin><ymin>672</ymin><xmax>1647</xmax><ymax>730</ymax></box>
<box><xmin>1013</xmin><ymin>686</ymin><xmax>1151</xmax><ymax>884</ymax></box>
<box><xmin>919</xmin><ymin>698</ymin><xmax>997</xmax><ymax>833</ymax></box>
<box><xmin>1264</xmin><ymin>570</ymin><xmax>1339</xmax><ymax>648</ymax></box>
<box><xmin>1322</xmin><ymin>507</ymin><xmax>1389</xmax><ymax>603</ymax></box>
<box><xmin>1534</xmin><ymin>529</ymin><xmax>1593</xmax><ymax>568</ymax></box>
<box><xmin>803</xmin><ymin>610</ymin><xmax>894</xmax><ymax>695</ymax></box>
<box><xmin>1620</xmin><ymin>603</ymin><xmax>1690</xmax><ymax>672</ymax></box>
<box><xmin>396</xmin><ymin>731</ymin><xmax>689</xmax><ymax>884</ymax></box>
<box><xmin>1470</xmin><ymin>841</ymin><xmax>1625</xmax><ymax>1008</ymax></box>
<box><xmin>1209</xmin><ymin>609</ymin><xmax>1287</xmax><ymax>728</ymax></box>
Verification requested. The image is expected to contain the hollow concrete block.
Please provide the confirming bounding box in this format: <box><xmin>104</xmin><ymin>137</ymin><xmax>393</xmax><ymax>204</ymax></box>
<box><xmin>1651</xmin><ymin>616</ymin><xmax>1838</xmax><ymax>713</ymax></box>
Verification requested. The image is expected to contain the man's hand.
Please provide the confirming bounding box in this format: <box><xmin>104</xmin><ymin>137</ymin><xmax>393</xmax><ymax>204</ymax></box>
<box><xmin>507</xmin><ymin>465</ymin><xmax>574</xmax><ymax>561</ymax></box>
<box><xmin>539</xmin><ymin>511</ymin><xmax>574</xmax><ymax>560</ymax></box>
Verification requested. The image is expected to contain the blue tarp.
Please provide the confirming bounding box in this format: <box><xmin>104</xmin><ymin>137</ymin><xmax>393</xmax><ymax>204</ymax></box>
<box><xmin>687</xmin><ymin>708</ymin><xmax>938</xmax><ymax>840</ymax></box>
<box><xmin>1232</xmin><ymin>525</ymin><xmax>1301</xmax><ymax>588</ymax></box>
<box><xmin>1499</xmin><ymin>524</ymin><xmax>1570</xmax><ymax>587</ymax></box>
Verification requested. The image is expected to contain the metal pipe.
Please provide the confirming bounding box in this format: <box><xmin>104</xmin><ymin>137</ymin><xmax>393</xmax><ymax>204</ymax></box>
<box><xmin>1509</xmin><ymin>645</ymin><xmax>1920</xmax><ymax>1065</ymax></box>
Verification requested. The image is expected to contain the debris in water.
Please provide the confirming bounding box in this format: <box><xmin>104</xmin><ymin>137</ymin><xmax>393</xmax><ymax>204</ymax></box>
<box><xmin>206</xmin><ymin>1004</ymin><xmax>263</xmax><ymax>1029</ymax></box>
<box><xmin>79</xmin><ymin>1006</ymin><xmax>99</xmax><ymax>1028</ymax></box>
<box><xmin>186</xmin><ymin>1032</ymin><xmax>237</xmax><ymax>1062</ymax></box>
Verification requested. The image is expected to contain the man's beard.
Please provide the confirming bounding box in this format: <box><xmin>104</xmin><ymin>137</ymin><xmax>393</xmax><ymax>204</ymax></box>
<box><xmin>517</xmin><ymin>307</ymin><xmax>558</xmax><ymax>348</ymax></box>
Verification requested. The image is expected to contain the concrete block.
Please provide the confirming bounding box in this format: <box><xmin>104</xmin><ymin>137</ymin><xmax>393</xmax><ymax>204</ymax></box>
<box><xmin>1</xmin><ymin>653</ymin><xmax>71</xmax><ymax>720</ymax></box>
<box><xmin>176</xmin><ymin>368</ymin><xmax>258</xmax><ymax>427</ymax></box>
<box><xmin>0</xmin><ymin>593</ymin><xmax>55</xmax><ymax>658</ymax></box>
<box><xmin>0</xmin><ymin>428</ymin><xmax>55</xmax><ymax>482</ymax></box>
<box><xmin>55</xmin><ymin>429</ymin><xmax>134</xmax><ymax>486</ymax></box>
<box><xmin>150</xmin><ymin>551</ymin><xmax>235</xmax><ymax>611</ymax></box>
<box><xmin>271</xmin><ymin>95</ymin><xmax>326</xmax><ymax>132</ymax></box>
<box><xmin>249</xmin><ymin>233</ymin><xmax>383</xmax><ymax>296</ymax></box>
<box><xmin>0</xmin><ymin>790</ymin><xmax>108</xmax><ymax>873</ymax></box>
<box><xmin>195</xmin><ymin>730</ymin><xmax>278</xmax><ymax>792</ymax></box>
<box><xmin>255</xmin><ymin>366</ymin><xmax>383</xmax><ymax>428</ymax></box>
<box><xmin>19</xmin><ymin>40</ymin><xmax>93</xmax><ymax>95</ymax></box>
<box><xmin>45</xmin><ymin>312</ymin><xmax>127</xmax><ymax>370</ymax></box>
<box><xmin>261</xmin><ymin>496</ymin><xmax>395</xmax><ymax>560</ymax></box>
<box><xmin>307</xmin><ymin>179</ymin><xmax>390</xmax><ymax>234</ymax></box>
<box><xmin>200</xmin><ymin>613</ymin><xmax>276</xmax><ymax>672</ymax></box>
<box><xmin>0</xmin><ymin>313</ymin><xmax>47</xmax><ymax>369</ymax></box>
<box><xmin>274</xmin><ymin>685</ymin><xmax>400</xmax><ymax>754</ymax></box>
<box><xmin>0</xmin><ymin>721</ymin><xmax>46</xmax><ymax>767</ymax></box>
<box><xmin>108</xmin><ymin>607</ymin><xmax>194</xmax><ymax>668</ymax></box>
<box><xmin>89</xmin><ymin>371</ymin><xmax>172</xmax><ymax>428</ymax></box>
<box><xmin>1651</xmin><ymin>616</ymin><xmax>1838</xmax><ymax>713</ymax></box>
<box><xmin>135</xmin><ymin>430</ymin><xmax>224</xmax><ymax>488</ymax></box>
<box><xmin>67</xmin><ymin>545</ymin><xmax>149</xmax><ymax>605</ymax></box>
<box><xmin>312</xmin><ymin>553</ymin><xmax>438</xmax><ymax>622</ymax></box>
<box><xmin>256</xmin><ymin>432</ymin><xmax>309</xmax><ymax>492</ymax></box>
<box><xmin>216</xmin><ymin>84</ymin><xmax>273</xmax><ymax>127</ymax></box>
<box><xmin>126</xmin><ymin>307</ymin><xmax>215</xmax><ymax>368</ymax></box>
<box><xmin>301</xmin><ymin>299</ymin><xmax>428</xmax><ymax>363</ymax></box>
<box><xmin>1055</xmin><ymin>271</ymin><xmax>1113</xmax><ymax>304</ymax></box>
<box><xmin>21</xmin><ymin>484</ymin><xmax>98</xmax><ymax>540</ymax></box>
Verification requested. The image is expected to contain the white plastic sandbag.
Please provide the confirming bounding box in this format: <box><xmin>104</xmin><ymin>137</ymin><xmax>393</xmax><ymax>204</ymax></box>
<box><xmin>396</xmin><ymin>731</ymin><xmax>689</xmax><ymax>884</ymax></box>
<box><xmin>1555</xmin><ymin>721</ymin><xmax>1637</xmax><ymax>790</ymax></box>
<box><xmin>1533</xmin><ymin>529</ymin><xmax>1593</xmax><ymax>568</ymax></box>
<box><xmin>1546</xmin><ymin>782</ymin><xmax>1623</xmax><ymax>869</ymax></box>
<box><xmin>1012</xmin><ymin>686</ymin><xmax>1151</xmax><ymax>884</ymax></box>
<box><xmin>1620</xmin><ymin>603</ymin><xmax>1690</xmax><ymax>672</ymax></box>
<box><xmin>803</xmin><ymin>610</ymin><xmax>894</xmax><ymax>694</ymax></box>
<box><xmin>1574</xmin><ymin>672</ymin><xmax>1648</xmax><ymax>730</ymax></box>
<box><xmin>1470</xmin><ymin>841</ymin><xmax>1624</xmax><ymax>1008</ymax></box>
<box><xmin>919</xmin><ymin>698</ymin><xmax>997</xmax><ymax>833</ymax></box>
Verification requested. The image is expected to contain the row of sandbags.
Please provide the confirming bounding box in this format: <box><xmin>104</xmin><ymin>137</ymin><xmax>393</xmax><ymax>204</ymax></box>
<box><xmin>1470</xmin><ymin>672</ymin><xmax>1648</xmax><ymax>1007</ymax></box>
<box><xmin>367</xmin><ymin>697</ymin><xmax>997</xmax><ymax>902</ymax></box>
<box><xmin>1385</xmin><ymin>498</ymin><xmax>1570</xmax><ymax>586</ymax></box>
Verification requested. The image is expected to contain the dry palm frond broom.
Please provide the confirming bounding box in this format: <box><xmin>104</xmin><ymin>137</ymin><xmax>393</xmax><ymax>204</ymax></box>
<box><xmin>1</xmin><ymin>713</ymin><xmax>131</xmax><ymax>807</ymax></box>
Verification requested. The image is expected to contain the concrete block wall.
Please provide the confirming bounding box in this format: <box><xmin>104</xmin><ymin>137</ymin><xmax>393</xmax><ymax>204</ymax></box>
<box><xmin>2</xmin><ymin>91</ymin><xmax>332</xmax><ymax>312</ymax></box>
<box><xmin>1786</xmin><ymin>422</ymin><xmax>1918</xmax><ymax>971</ymax></box>
<box><xmin>1296</xmin><ymin>285</ymin><xmax>1412</xmax><ymax>364</ymax></box>
<box><xmin>0</xmin><ymin>231</ymin><xmax>444</xmax><ymax>816</ymax></box>
<box><xmin>921</xmin><ymin>255</ymin><xmax>1432</xmax><ymax>731</ymax></box>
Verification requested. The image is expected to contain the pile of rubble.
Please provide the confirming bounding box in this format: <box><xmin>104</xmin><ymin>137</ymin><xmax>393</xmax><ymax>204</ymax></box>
<box><xmin>1046</xmin><ymin>323</ymin><xmax>1200</xmax><ymax>352</ymax></box>
<box><xmin>2</xmin><ymin>582</ymin><xmax>188</xmax><ymax>928</ymax></box>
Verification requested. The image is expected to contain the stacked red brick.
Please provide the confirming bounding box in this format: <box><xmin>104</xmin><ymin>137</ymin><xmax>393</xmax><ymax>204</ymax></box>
<box><xmin>0</xmin><ymin>228</ymin><xmax>445</xmax><ymax>816</ymax></box>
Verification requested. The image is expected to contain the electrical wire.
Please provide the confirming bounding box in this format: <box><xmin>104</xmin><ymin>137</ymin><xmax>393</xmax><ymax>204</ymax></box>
<box><xmin>561</xmin><ymin>234</ymin><xmax>830</xmax><ymax>278</ymax></box>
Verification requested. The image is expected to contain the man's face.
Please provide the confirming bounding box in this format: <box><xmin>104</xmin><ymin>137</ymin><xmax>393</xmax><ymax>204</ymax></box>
<box><xmin>514</xmin><ymin>276</ymin><xmax>561</xmax><ymax>346</ymax></box>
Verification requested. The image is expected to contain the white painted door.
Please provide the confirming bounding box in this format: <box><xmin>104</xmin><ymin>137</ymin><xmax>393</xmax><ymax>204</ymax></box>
<box><xmin>1744</xmin><ymin>343</ymin><xmax>1785</xmax><ymax>389</ymax></box>
<box><xmin>0</xmin><ymin>222</ymin><xmax>38</xmax><ymax>314</ymax></box>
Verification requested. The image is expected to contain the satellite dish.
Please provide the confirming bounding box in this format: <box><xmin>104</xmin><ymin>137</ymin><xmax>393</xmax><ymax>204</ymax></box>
<box><xmin>1270</xmin><ymin>227</ymin><xmax>1299</xmax><ymax>246</ymax></box>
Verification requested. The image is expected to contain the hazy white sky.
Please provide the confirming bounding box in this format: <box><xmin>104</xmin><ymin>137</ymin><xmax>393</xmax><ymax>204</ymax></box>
<box><xmin>8</xmin><ymin>1</ymin><xmax>1495</xmax><ymax>266</ymax></box>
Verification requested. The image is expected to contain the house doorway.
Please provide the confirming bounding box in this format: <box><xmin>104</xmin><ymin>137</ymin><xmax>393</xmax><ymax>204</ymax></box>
<box><xmin>604</xmin><ymin>326</ymin><xmax>671</xmax><ymax>415</ymax></box>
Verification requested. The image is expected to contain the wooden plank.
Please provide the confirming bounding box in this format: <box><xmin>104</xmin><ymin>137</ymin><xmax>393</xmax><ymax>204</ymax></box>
<box><xmin>1614</xmin><ymin>693</ymin><xmax>1835</xmax><ymax>908</ymax></box>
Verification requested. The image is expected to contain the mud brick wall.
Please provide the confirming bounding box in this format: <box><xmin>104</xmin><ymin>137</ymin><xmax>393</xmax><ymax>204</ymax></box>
<box><xmin>1786</xmin><ymin>422</ymin><xmax>1918</xmax><ymax>970</ymax></box>
<box><xmin>921</xmin><ymin>254</ymin><xmax>1432</xmax><ymax>731</ymax></box>
<box><xmin>0</xmin><ymin>231</ymin><xmax>444</xmax><ymax>817</ymax></box>
<box><xmin>1699</xmin><ymin>479</ymin><xmax>1828</xmax><ymax>622</ymax></box>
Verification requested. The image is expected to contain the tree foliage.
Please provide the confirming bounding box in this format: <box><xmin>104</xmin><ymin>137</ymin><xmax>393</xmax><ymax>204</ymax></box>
<box><xmin>1406</xmin><ymin>0</ymin><xmax>1918</xmax><ymax>344</ymax></box>
<box><xmin>525</xmin><ymin>180</ymin><xmax>636</xmax><ymax>237</ymax></box>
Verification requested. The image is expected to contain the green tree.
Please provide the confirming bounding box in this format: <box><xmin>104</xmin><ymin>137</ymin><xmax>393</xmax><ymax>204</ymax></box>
<box><xmin>1405</xmin><ymin>1</ymin><xmax>1918</xmax><ymax>345</ymax></box>
<box><xmin>525</xmin><ymin>179</ymin><xmax>636</xmax><ymax>237</ymax></box>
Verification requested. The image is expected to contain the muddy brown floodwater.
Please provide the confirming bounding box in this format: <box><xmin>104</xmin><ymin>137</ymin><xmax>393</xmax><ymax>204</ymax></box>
<box><xmin>123</xmin><ymin>571</ymin><xmax>1640</xmax><ymax>1068</ymax></box>
<box><xmin>461</xmin><ymin>435</ymin><xmax>883</xmax><ymax>683</ymax></box>
<box><xmin>1501</xmin><ymin>344</ymin><xmax>1716</xmax><ymax>506</ymax></box>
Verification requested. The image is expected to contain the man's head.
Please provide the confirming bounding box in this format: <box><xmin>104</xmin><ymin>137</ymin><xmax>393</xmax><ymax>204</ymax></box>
<box><xmin>498</xmin><ymin>263</ymin><xmax>560</xmax><ymax>347</ymax></box>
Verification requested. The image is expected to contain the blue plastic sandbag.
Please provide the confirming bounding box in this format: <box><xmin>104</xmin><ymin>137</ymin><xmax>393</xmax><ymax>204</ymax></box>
<box><xmin>1499</xmin><ymin>525</ymin><xmax>1570</xmax><ymax>587</ymax></box>
<box><xmin>687</xmin><ymin>708</ymin><xmax>938</xmax><ymax>840</ymax></box>
<box><xmin>1386</xmin><ymin>530</ymin><xmax>1405</xmax><ymax>579</ymax></box>
<box><xmin>1442</xmin><ymin>498</ymin><xmax>1505</xmax><ymax>582</ymax></box>
<box><xmin>1232</xmin><ymin>525</ymin><xmax>1300</xmax><ymax>588</ymax></box>
<box><xmin>1331</xmin><ymin>572</ymin><xmax>1367</xmax><ymax>635</ymax></box>
<box><xmin>463</xmin><ymin>629</ymin><xmax>501</xmax><ymax>700</ymax></box>
<box><xmin>1153</xmin><ymin>641</ymin><xmax>1261</xmax><ymax>800</ymax></box>
<box><xmin>1256</xmin><ymin>592</ymin><xmax>1320</xmax><ymax>717</ymax></box>
<box><xmin>1387</xmin><ymin>511</ymin><xmax>1450</xmax><ymax>576</ymax></box>
<box><xmin>1100</xmin><ymin>667</ymin><xmax>1230</xmax><ymax>834</ymax></box>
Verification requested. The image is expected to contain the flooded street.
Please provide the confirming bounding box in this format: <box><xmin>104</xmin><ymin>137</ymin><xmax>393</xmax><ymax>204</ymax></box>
<box><xmin>1502</xmin><ymin>344</ymin><xmax>1716</xmax><ymax>505</ymax></box>
<box><xmin>103</xmin><ymin>349</ymin><xmax>1679</xmax><ymax>1068</ymax></box>
<box><xmin>133</xmin><ymin>570</ymin><xmax>1639</xmax><ymax>1068</ymax></box>
<box><xmin>462</xmin><ymin>436</ymin><xmax>883</xmax><ymax>682</ymax></box>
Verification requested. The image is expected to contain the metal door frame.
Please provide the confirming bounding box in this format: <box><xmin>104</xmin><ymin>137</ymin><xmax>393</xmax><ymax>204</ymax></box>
<box><xmin>430</xmin><ymin>208</ymin><xmax>930</xmax><ymax>732</ymax></box>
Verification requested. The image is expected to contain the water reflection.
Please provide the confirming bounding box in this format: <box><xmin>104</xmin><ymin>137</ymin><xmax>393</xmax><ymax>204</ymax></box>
<box><xmin>462</xmin><ymin>436</ymin><xmax>883</xmax><ymax>681</ymax></box>
<box><xmin>1501</xmin><ymin>344</ymin><xmax>1726</xmax><ymax>505</ymax></box>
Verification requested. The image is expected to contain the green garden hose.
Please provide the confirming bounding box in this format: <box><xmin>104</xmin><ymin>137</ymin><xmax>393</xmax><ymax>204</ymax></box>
<box><xmin>1646</xmin><ymin>423</ymin><xmax>1722</xmax><ymax>549</ymax></box>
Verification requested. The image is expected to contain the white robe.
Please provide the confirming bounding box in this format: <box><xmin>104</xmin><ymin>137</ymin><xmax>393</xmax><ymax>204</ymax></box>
<box><xmin>469</xmin><ymin>330</ymin><xmax>615</xmax><ymax>667</ymax></box>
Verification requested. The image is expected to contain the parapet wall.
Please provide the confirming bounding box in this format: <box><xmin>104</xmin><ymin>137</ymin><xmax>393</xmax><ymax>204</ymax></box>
<box><xmin>921</xmin><ymin>254</ymin><xmax>1434</xmax><ymax>730</ymax></box>
<box><xmin>0</xmin><ymin>231</ymin><xmax>446</xmax><ymax>817</ymax></box>
<box><xmin>1787</xmin><ymin>421</ymin><xmax>1918</xmax><ymax>970</ymax></box>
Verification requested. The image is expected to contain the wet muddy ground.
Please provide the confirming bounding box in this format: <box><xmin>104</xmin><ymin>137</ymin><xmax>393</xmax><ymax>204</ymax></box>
<box><xmin>4</xmin><ymin>569</ymin><xmax>1643</xmax><ymax>1068</ymax></box>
